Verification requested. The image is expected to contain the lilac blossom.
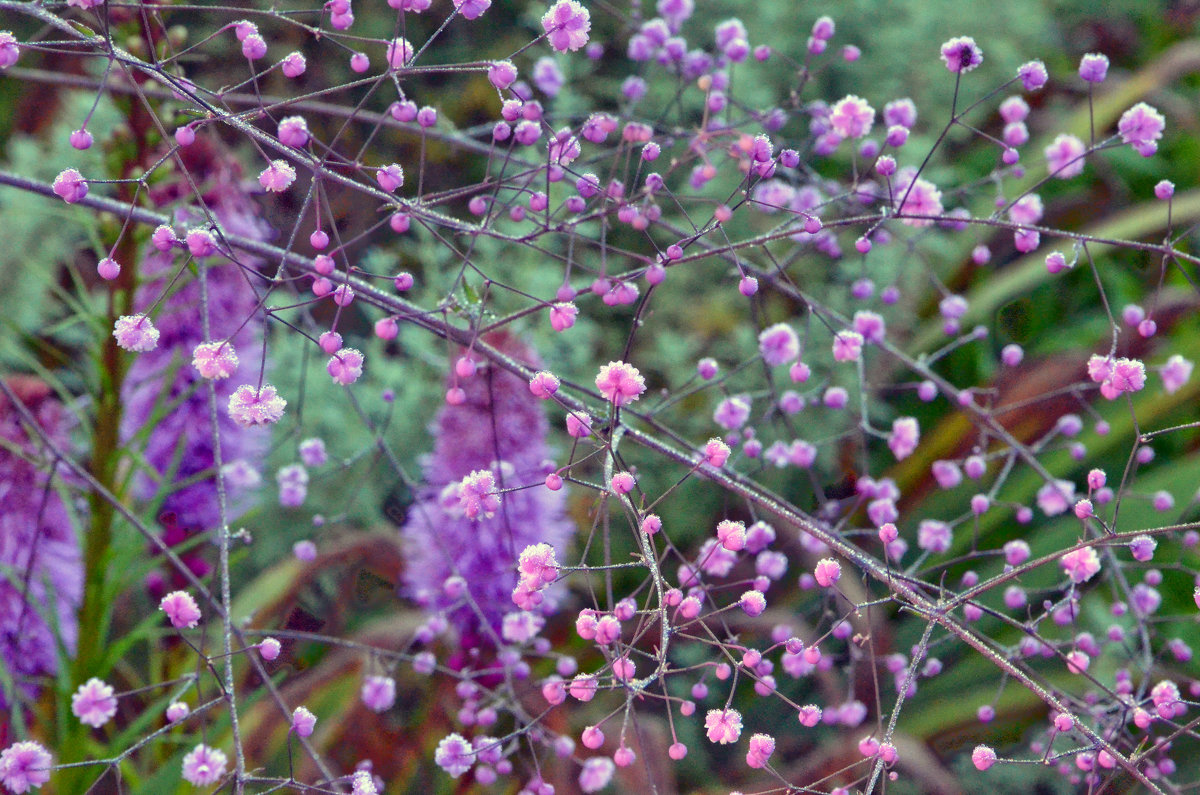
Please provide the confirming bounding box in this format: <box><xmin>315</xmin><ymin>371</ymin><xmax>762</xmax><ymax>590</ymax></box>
<box><xmin>0</xmin><ymin>380</ymin><xmax>83</xmax><ymax>713</ymax></box>
<box><xmin>399</xmin><ymin>334</ymin><xmax>574</xmax><ymax>646</ymax></box>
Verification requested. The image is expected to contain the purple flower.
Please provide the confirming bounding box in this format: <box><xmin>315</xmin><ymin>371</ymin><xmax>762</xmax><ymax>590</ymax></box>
<box><xmin>939</xmin><ymin>36</ymin><xmax>982</xmax><ymax>73</ymax></box>
<box><xmin>0</xmin><ymin>741</ymin><xmax>52</xmax><ymax>793</ymax></box>
<box><xmin>1117</xmin><ymin>102</ymin><xmax>1165</xmax><ymax>156</ymax></box>
<box><xmin>1044</xmin><ymin>133</ymin><xmax>1086</xmax><ymax>179</ymax></box>
<box><xmin>399</xmin><ymin>334</ymin><xmax>573</xmax><ymax>645</ymax></box>
<box><xmin>120</xmin><ymin>148</ymin><xmax>272</xmax><ymax>534</ymax></box>
<box><xmin>1078</xmin><ymin>52</ymin><xmax>1109</xmax><ymax>83</ymax></box>
<box><xmin>0</xmin><ymin>379</ymin><xmax>83</xmax><ymax>714</ymax></box>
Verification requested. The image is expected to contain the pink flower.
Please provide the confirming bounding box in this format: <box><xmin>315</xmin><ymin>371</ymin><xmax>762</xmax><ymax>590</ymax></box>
<box><xmin>1044</xmin><ymin>134</ymin><xmax>1086</xmax><ymax>178</ymax></box>
<box><xmin>972</xmin><ymin>744</ymin><xmax>997</xmax><ymax>771</ymax></box>
<box><xmin>704</xmin><ymin>708</ymin><xmax>743</xmax><ymax>744</ymax></box>
<box><xmin>434</xmin><ymin>733</ymin><xmax>474</xmax><ymax>777</ymax></box>
<box><xmin>829</xmin><ymin>95</ymin><xmax>875</xmax><ymax>139</ymax></box>
<box><xmin>888</xmin><ymin>417</ymin><xmax>919</xmax><ymax>460</ymax></box>
<box><xmin>894</xmin><ymin>173</ymin><xmax>943</xmax><ymax>227</ymax></box>
<box><xmin>1036</xmin><ymin>479</ymin><xmax>1075</xmax><ymax>516</ymax></box>
<box><xmin>277</xmin><ymin>117</ymin><xmax>309</xmax><ymax>150</ymax></box>
<box><xmin>579</xmin><ymin>757</ymin><xmax>615</xmax><ymax>792</ymax></box>
<box><xmin>386</xmin><ymin>38</ymin><xmax>414</xmax><ymax>69</ymax></box>
<box><xmin>0</xmin><ymin>741</ymin><xmax>52</xmax><ymax>793</ymax></box>
<box><xmin>191</xmin><ymin>341</ymin><xmax>239</xmax><ymax>380</ymax></box>
<box><xmin>1079</xmin><ymin>52</ymin><xmax>1109</xmax><ymax>82</ymax></box>
<box><xmin>704</xmin><ymin>438</ymin><xmax>731</xmax><ymax>467</ymax></box>
<box><xmin>72</xmin><ymin>677</ymin><xmax>118</xmax><ymax>728</ymax></box>
<box><xmin>292</xmin><ymin>706</ymin><xmax>317</xmax><ymax>737</ymax></box>
<box><xmin>166</xmin><ymin>702</ymin><xmax>190</xmax><ymax>722</ymax></box>
<box><xmin>227</xmin><ymin>384</ymin><xmax>287</xmax><ymax>427</ymax></box>
<box><xmin>181</xmin><ymin>744</ymin><xmax>227</xmax><ymax>786</ymax></box>
<box><xmin>1118</xmin><ymin>102</ymin><xmax>1165</xmax><ymax>156</ymax></box>
<box><xmin>259</xmin><ymin>637</ymin><xmax>281</xmax><ymax>660</ymax></box>
<box><xmin>453</xmin><ymin>0</ymin><xmax>491</xmax><ymax>18</ymax></box>
<box><xmin>361</xmin><ymin>675</ymin><xmax>396</xmax><ymax>712</ymax></box>
<box><xmin>746</xmin><ymin>733</ymin><xmax>775</xmax><ymax>768</ymax></box>
<box><xmin>717</xmin><ymin>519</ymin><xmax>746</xmax><ymax>551</ymax></box>
<box><xmin>1108</xmin><ymin>358</ymin><xmax>1145</xmax><ymax>394</ymax></box>
<box><xmin>832</xmin><ymin>330</ymin><xmax>864</xmax><ymax>362</ymax></box>
<box><xmin>541</xmin><ymin>0</ymin><xmax>591</xmax><ymax>53</ymax></box>
<box><xmin>758</xmin><ymin>323</ymin><xmax>800</xmax><ymax>366</ymax></box>
<box><xmin>549</xmin><ymin>302</ymin><xmax>577</xmax><ymax>331</ymax></box>
<box><xmin>113</xmin><ymin>314</ymin><xmax>160</xmax><ymax>352</ymax></box>
<box><xmin>159</xmin><ymin>590</ymin><xmax>202</xmax><ymax>628</ymax></box>
<box><xmin>814</xmin><ymin>558</ymin><xmax>841</xmax><ymax>587</ymax></box>
<box><xmin>1061</xmin><ymin>546</ymin><xmax>1101</xmax><ymax>584</ymax></box>
<box><xmin>327</xmin><ymin>348</ymin><xmax>365</xmax><ymax>385</ymax></box>
<box><xmin>0</xmin><ymin>32</ymin><xmax>20</xmax><ymax>71</ymax></box>
<box><xmin>377</xmin><ymin>163</ymin><xmax>405</xmax><ymax>192</ymax></box>
<box><xmin>280</xmin><ymin>52</ymin><xmax>306</xmax><ymax>78</ymax></box>
<box><xmin>1018</xmin><ymin>60</ymin><xmax>1048</xmax><ymax>91</ymax></box>
<box><xmin>1160</xmin><ymin>354</ymin><xmax>1193</xmax><ymax>394</ymax></box>
<box><xmin>528</xmin><ymin>371</ymin><xmax>560</xmax><ymax>399</ymax></box>
<box><xmin>595</xmin><ymin>360</ymin><xmax>646</xmax><ymax>406</ymax></box>
<box><xmin>940</xmin><ymin>36</ymin><xmax>983</xmax><ymax>73</ymax></box>
<box><xmin>740</xmin><ymin>589</ymin><xmax>766</xmax><ymax>616</ymax></box>
<box><xmin>258</xmin><ymin>160</ymin><xmax>296</xmax><ymax>192</ymax></box>
<box><xmin>458</xmin><ymin>469</ymin><xmax>500</xmax><ymax>519</ymax></box>
<box><xmin>52</xmin><ymin>168</ymin><xmax>88</xmax><ymax>203</ymax></box>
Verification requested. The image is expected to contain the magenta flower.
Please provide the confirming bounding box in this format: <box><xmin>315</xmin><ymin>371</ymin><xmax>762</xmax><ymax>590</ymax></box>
<box><xmin>746</xmin><ymin>733</ymin><xmax>775</xmax><ymax>768</ymax></box>
<box><xmin>578</xmin><ymin>757</ymin><xmax>615</xmax><ymax>792</ymax></box>
<box><xmin>71</xmin><ymin>677</ymin><xmax>118</xmax><ymax>728</ymax></box>
<box><xmin>829</xmin><ymin>95</ymin><xmax>875</xmax><ymax>139</ymax></box>
<box><xmin>257</xmin><ymin>159</ymin><xmax>296</xmax><ymax>192</ymax></box>
<box><xmin>1044</xmin><ymin>133</ymin><xmax>1086</xmax><ymax>178</ymax></box>
<box><xmin>452</xmin><ymin>0</ymin><xmax>491</xmax><ymax>18</ymax></box>
<box><xmin>52</xmin><ymin>169</ymin><xmax>88</xmax><ymax>203</ymax></box>
<box><xmin>814</xmin><ymin>558</ymin><xmax>841</xmax><ymax>587</ymax></box>
<box><xmin>361</xmin><ymin>675</ymin><xmax>396</xmax><ymax>712</ymax></box>
<box><xmin>327</xmin><ymin>348</ymin><xmax>365</xmax><ymax>385</ymax></box>
<box><xmin>832</xmin><ymin>330</ymin><xmax>864</xmax><ymax>362</ymax></box>
<box><xmin>112</xmin><ymin>314</ymin><xmax>160</xmax><ymax>353</ymax></box>
<box><xmin>704</xmin><ymin>708</ymin><xmax>743</xmax><ymax>744</ymax></box>
<box><xmin>1078</xmin><ymin>52</ymin><xmax>1109</xmax><ymax>83</ymax></box>
<box><xmin>972</xmin><ymin>744</ymin><xmax>997</xmax><ymax>771</ymax></box>
<box><xmin>385</xmin><ymin>38</ymin><xmax>413</xmax><ymax>69</ymax></box>
<box><xmin>376</xmin><ymin>163</ymin><xmax>405</xmax><ymax>192</ymax></box>
<box><xmin>1037</xmin><ymin>479</ymin><xmax>1076</xmax><ymax>516</ymax></box>
<box><xmin>0</xmin><ymin>32</ymin><xmax>20</xmax><ymax>71</ymax></box>
<box><xmin>191</xmin><ymin>341</ymin><xmax>239</xmax><ymax>380</ymax></box>
<box><xmin>181</xmin><ymin>744</ymin><xmax>227</xmax><ymax>786</ymax></box>
<box><xmin>1118</xmin><ymin>102</ymin><xmax>1165</xmax><ymax>156</ymax></box>
<box><xmin>227</xmin><ymin>384</ymin><xmax>287</xmax><ymax>427</ymax></box>
<box><xmin>434</xmin><ymin>733</ymin><xmax>474</xmax><ymax>777</ymax></box>
<box><xmin>758</xmin><ymin>323</ymin><xmax>800</xmax><ymax>366</ymax></box>
<box><xmin>1160</xmin><ymin>355</ymin><xmax>1193</xmax><ymax>394</ymax></box>
<box><xmin>280</xmin><ymin>51</ymin><xmax>306</xmax><ymax>78</ymax></box>
<box><xmin>1017</xmin><ymin>60</ymin><xmax>1048</xmax><ymax>91</ymax></box>
<box><xmin>541</xmin><ymin>0</ymin><xmax>591</xmax><ymax>52</ymax></box>
<box><xmin>291</xmin><ymin>706</ymin><xmax>316</xmax><ymax>737</ymax></box>
<box><xmin>159</xmin><ymin>590</ymin><xmax>202</xmax><ymax>628</ymax></box>
<box><xmin>940</xmin><ymin>36</ymin><xmax>982</xmax><ymax>73</ymax></box>
<box><xmin>888</xmin><ymin>417</ymin><xmax>919</xmax><ymax>460</ymax></box>
<box><xmin>595</xmin><ymin>360</ymin><xmax>646</xmax><ymax>406</ymax></box>
<box><xmin>1061</xmin><ymin>546</ymin><xmax>1101</xmax><ymax>584</ymax></box>
<box><xmin>0</xmin><ymin>741</ymin><xmax>52</xmax><ymax>793</ymax></box>
<box><xmin>894</xmin><ymin>172</ymin><xmax>943</xmax><ymax>227</ymax></box>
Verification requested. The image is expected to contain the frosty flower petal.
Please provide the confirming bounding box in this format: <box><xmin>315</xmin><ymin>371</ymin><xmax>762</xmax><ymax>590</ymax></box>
<box><xmin>227</xmin><ymin>384</ymin><xmax>287</xmax><ymax>427</ymax></box>
<box><xmin>113</xmin><ymin>315</ymin><xmax>160</xmax><ymax>352</ymax></box>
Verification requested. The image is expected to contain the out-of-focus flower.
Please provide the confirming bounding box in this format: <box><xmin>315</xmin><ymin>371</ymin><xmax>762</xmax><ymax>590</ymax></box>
<box><xmin>0</xmin><ymin>378</ymin><xmax>83</xmax><ymax>715</ymax></box>
<box><xmin>399</xmin><ymin>333</ymin><xmax>574</xmax><ymax>646</ymax></box>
